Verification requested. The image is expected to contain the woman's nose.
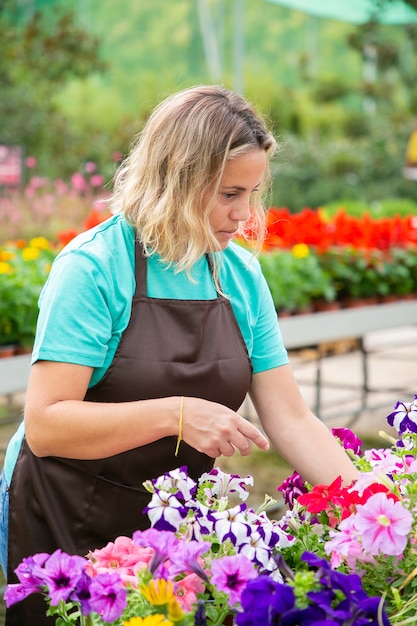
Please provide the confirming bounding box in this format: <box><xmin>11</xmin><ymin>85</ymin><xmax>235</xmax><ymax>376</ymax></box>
<box><xmin>231</xmin><ymin>196</ymin><xmax>251</xmax><ymax>222</ymax></box>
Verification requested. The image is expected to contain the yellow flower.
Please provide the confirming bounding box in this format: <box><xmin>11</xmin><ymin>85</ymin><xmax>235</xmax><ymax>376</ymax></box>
<box><xmin>29</xmin><ymin>236</ymin><xmax>51</xmax><ymax>250</ymax></box>
<box><xmin>22</xmin><ymin>247</ymin><xmax>40</xmax><ymax>261</ymax></box>
<box><xmin>167</xmin><ymin>597</ymin><xmax>185</xmax><ymax>623</ymax></box>
<box><xmin>123</xmin><ymin>616</ymin><xmax>173</xmax><ymax>626</ymax></box>
<box><xmin>291</xmin><ymin>243</ymin><xmax>310</xmax><ymax>259</ymax></box>
<box><xmin>318</xmin><ymin>207</ymin><xmax>330</xmax><ymax>222</ymax></box>
<box><xmin>139</xmin><ymin>580</ymin><xmax>185</xmax><ymax>623</ymax></box>
<box><xmin>0</xmin><ymin>261</ymin><xmax>12</xmax><ymax>274</ymax></box>
<box><xmin>140</xmin><ymin>579</ymin><xmax>176</xmax><ymax>606</ymax></box>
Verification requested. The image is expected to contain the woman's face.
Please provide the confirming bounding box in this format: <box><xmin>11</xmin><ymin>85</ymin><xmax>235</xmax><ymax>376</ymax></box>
<box><xmin>208</xmin><ymin>149</ymin><xmax>267</xmax><ymax>250</ymax></box>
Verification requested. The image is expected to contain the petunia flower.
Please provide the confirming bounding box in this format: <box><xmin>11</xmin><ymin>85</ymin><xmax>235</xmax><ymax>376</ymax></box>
<box><xmin>353</xmin><ymin>491</ymin><xmax>413</xmax><ymax>556</ymax></box>
<box><xmin>297</xmin><ymin>475</ymin><xmax>348</xmax><ymax>518</ymax></box>
<box><xmin>41</xmin><ymin>549</ymin><xmax>87</xmax><ymax>606</ymax></box>
<box><xmin>167</xmin><ymin>539</ymin><xmax>210</xmax><ymax>581</ymax></box>
<box><xmin>88</xmin><ymin>571</ymin><xmax>127</xmax><ymax>622</ymax></box>
<box><xmin>173</xmin><ymin>573</ymin><xmax>204</xmax><ymax>612</ymax></box>
<box><xmin>236</xmin><ymin>575</ymin><xmax>295</xmax><ymax>625</ymax></box>
<box><xmin>144</xmin><ymin>491</ymin><xmax>189</xmax><ymax>531</ymax></box>
<box><xmin>210</xmin><ymin>554</ymin><xmax>257</xmax><ymax>606</ymax></box>
<box><xmin>332</xmin><ymin>427</ymin><xmax>363</xmax><ymax>455</ymax></box>
<box><xmin>86</xmin><ymin>535</ymin><xmax>154</xmax><ymax>587</ymax></box>
<box><xmin>145</xmin><ymin>466</ymin><xmax>197</xmax><ymax>502</ymax></box>
<box><xmin>133</xmin><ymin>529</ymin><xmax>180</xmax><ymax>575</ymax></box>
<box><xmin>199</xmin><ymin>468</ymin><xmax>254</xmax><ymax>504</ymax></box>
<box><xmin>387</xmin><ymin>396</ymin><xmax>417</xmax><ymax>434</ymax></box>
<box><xmin>277</xmin><ymin>471</ymin><xmax>308</xmax><ymax>508</ymax></box>
<box><xmin>3</xmin><ymin>553</ymin><xmax>49</xmax><ymax>607</ymax></box>
<box><xmin>207</xmin><ymin>503</ymin><xmax>251</xmax><ymax>546</ymax></box>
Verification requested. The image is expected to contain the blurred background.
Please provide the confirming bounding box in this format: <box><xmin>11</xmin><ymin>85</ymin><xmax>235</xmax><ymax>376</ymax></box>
<box><xmin>2</xmin><ymin>0</ymin><xmax>417</xmax><ymax>211</ymax></box>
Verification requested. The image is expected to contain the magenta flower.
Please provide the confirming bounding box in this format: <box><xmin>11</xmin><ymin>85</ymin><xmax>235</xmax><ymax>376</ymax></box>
<box><xmin>167</xmin><ymin>539</ymin><xmax>210</xmax><ymax>581</ymax></box>
<box><xmin>354</xmin><ymin>492</ymin><xmax>413</xmax><ymax>556</ymax></box>
<box><xmin>210</xmin><ymin>555</ymin><xmax>257</xmax><ymax>606</ymax></box>
<box><xmin>133</xmin><ymin>528</ymin><xmax>180</xmax><ymax>574</ymax></box>
<box><xmin>277</xmin><ymin>471</ymin><xmax>308</xmax><ymax>508</ymax></box>
<box><xmin>88</xmin><ymin>571</ymin><xmax>127</xmax><ymax>622</ymax></box>
<box><xmin>41</xmin><ymin>550</ymin><xmax>87</xmax><ymax>606</ymax></box>
<box><xmin>332</xmin><ymin>427</ymin><xmax>363</xmax><ymax>455</ymax></box>
<box><xmin>3</xmin><ymin>554</ymin><xmax>48</xmax><ymax>607</ymax></box>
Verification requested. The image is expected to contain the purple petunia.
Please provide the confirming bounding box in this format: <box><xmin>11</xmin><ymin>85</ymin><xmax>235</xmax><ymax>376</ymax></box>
<box><xmin>235</xmin><ymin>552</ymin><xmax>391</xmax><ymax>626</ymax></box>
<box><xmin>277</xmin><ymin>471</ymin><xmax>308</xmax><ymax>508</ymax></box>
<box><xmin>132</xmin><ymin>528</ymin><xmax>181</xmax><ymax>574</ymax></box>
<box><xmin>387</xmin><ymin>396</ymin><xmax>417</xmax><ymax>434</ymax></box>
<box><xmin>143</xmin><ymin>490</ymin><xmax>189</xmax><ymax>531</ymax></box>
<box><xmin>41</xmin><ymin>549</ymin><xmax>87</xmax><ymax>606</ymax></box>
<box><xmin>210</xmin><ymin>554</ymin><xmax>257</xmax><ymax>606</ymax></box>
<box><xmin>88</xmin><ymin>571</ymin><xmax>127</xmax><ymax>622</ymax></box>
<box><xmin>4</xmin><ymin>553</ymin><xmax>49</xmax><ymax>607</ymax></box>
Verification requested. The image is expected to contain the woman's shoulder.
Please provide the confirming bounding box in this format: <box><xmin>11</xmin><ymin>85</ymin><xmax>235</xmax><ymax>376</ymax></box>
<box><xmin>223</xmin><ymin>241</ymin><xmax>262</xmax><ymax>276</ymax></box>
<box><xmin>55</xmin><ymin>214</ymin><xmax>135</xmax><ymax>273</ymax></box>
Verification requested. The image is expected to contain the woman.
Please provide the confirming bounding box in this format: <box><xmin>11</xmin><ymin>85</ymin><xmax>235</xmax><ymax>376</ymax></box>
<box><xmin>1</xmin><ymin>85</ymin><xmax>358</xmax><ymax>625</ymax></box>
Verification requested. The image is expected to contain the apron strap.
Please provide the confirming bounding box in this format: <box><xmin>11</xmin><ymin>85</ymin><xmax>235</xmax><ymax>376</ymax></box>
<box><xmin>134</xmin><ymin>239</ymin><xmax>222</xmax><ymax>297</ymax></box>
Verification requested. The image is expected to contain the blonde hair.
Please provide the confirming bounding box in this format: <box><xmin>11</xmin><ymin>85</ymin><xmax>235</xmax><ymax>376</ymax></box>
<box><xmin>110</xmin><ymin>85</ymin><xmax>277</xmax><ymax>274</ymax></box>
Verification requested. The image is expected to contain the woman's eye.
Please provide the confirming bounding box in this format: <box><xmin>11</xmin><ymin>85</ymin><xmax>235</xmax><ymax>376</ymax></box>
<box><xmin>222</xmin><ymin>192</ymin><xmax>236</xmax><ymax>200</ymax></box>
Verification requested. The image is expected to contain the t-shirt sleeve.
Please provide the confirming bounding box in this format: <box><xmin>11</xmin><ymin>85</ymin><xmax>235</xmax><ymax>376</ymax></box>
<box><xmin>32</xmin><ymin>250</ymin><xmax>115</xmax><ymax>368</ymax></box>
<box><xmin>250</xmin><ymin>271</ymin><xmax>289</xmax><ymax>374</ymax></box>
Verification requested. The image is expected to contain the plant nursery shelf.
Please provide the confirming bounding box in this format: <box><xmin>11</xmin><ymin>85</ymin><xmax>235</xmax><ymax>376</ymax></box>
<box><xmin>279</xmin><ymin>299</ymin><xmax>417</xmax><ymax>350</ymax></box>
<box><xmin>279</xmin><ymin>299</ymin><xmax>417</xmax><ymax>421</ymax></box>
<box><xmin>0</xmin><ymin>300</ymin><xmax>416</xmax><ymax>422</ymax></box>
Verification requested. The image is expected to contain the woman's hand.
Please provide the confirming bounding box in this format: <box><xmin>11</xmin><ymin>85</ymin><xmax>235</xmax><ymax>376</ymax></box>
<box><xmin>179</xmin><ymin>397</ymin><xmax>269</xmax><ymax>458</ymax></box>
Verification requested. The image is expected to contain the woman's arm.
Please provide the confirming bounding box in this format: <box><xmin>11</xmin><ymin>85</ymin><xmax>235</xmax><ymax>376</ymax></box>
<box><xmin>24</xmin><ymin>361</ymin><xmax>269</xmax><ymax>460</ymax></box>
<box><xmin>249</xmin><ymin>364</ymin><xmax>360</xmax><ymax>486</ymax></box>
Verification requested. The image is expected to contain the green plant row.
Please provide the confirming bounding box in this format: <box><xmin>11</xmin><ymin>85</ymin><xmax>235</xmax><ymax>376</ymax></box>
<box><xmin>0</xmin><ymin>238</ymin><xmax>56</xmax><ymax>350</ymax></box>
<box><xmin>259</xmin><ymin>245</ymin><xmax>417</xmax><ymax>314</ymax></box>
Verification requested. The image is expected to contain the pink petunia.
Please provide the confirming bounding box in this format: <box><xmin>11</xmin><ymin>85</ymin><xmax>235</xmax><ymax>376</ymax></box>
<box><xmin>354</xmin><ymin>492</ymin><xmax>412</xmax><ymax>556</ymax></box>
<box><xmin>86</xmin><ymin>536</ymin><xmax>154</xmax><ymax>586</ymax></box>
<box><xmin>325</xmin><ymin>516</ymin><xmax>374</xmax><ymax>570</ymax></box>
<box><xmin>174</xmin><ymin>573</ymin><xmax>205</xmax><ymax>612</ymax></box>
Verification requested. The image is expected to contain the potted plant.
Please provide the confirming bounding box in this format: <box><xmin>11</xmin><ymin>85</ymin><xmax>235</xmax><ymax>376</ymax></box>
<box><xmin>0</xmin><ymin>238</ymin><xmax>56</xmax><ymax>352</ymax></box>
<box><xmin>259</xmin><ymin>245</ymin><xmax>336</xmax><ymax>315</ymax></box>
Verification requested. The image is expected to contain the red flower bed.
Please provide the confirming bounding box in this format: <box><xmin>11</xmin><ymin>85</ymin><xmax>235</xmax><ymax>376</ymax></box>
<box><xmin>262</xmin><ymin>207</ymin><xmax>417</xmax><ymax>252</ymax></box>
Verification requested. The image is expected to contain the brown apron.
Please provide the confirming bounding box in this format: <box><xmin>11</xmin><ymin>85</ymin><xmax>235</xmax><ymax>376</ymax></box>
<box><xmin>6</xmin><ymin>241</ymin><xmax>252</xmax><ymax>625</ymax></box>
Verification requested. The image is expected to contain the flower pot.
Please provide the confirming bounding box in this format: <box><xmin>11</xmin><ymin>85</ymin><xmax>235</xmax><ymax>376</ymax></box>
<box><xmin>313</xmin><ymin>299</ymin><xmax>342</xmax><ymax>313</ymax></box>
<box><xmin>14</xmin><ymin>345</ymin><xmax>33</xmax><ymax>356</ymax></box>
<box><xmin>0</xmin><ymin>344</ymin><xmax>17</xmax><ymax>358</ymax></box>
<box><xmin>342</xmin><ymin>297</ymin><xmax>379</xmax><ymax>309</ymax></box>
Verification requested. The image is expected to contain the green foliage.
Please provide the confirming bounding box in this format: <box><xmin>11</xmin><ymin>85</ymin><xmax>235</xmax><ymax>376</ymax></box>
<box><xmin>0</xmin><ymin>1</ymin><xmax>105</xmax><ymax>178</ymax></box>
<box><xmin>0</xmin><ymin>239</ymin><xmax>56</xmax><ymax>348</ymax></box>
<box><xmin>259</xmin><ymin>248</ymin><xmax>336</xmax><ymax>313</ymax></box>
<box><xmin>3</xmin><ymin>0</ymin><xmax>417</xmax><ymax>208</ymax></box>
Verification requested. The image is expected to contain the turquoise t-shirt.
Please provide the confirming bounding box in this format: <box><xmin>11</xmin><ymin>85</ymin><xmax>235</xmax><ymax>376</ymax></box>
<box><xmin>4</xmin><ymin>214</ymin><xmax>288</xmax><ymax>482</ymax></box>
